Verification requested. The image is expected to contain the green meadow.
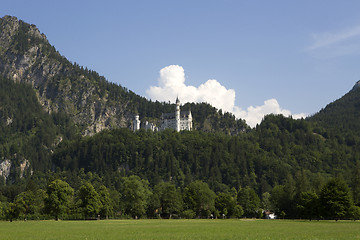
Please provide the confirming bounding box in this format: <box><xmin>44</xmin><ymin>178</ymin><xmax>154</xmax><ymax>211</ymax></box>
<box><xmin>0</xmin><ymin>219</ymin><xmax>360</xmax><ymax>240</ymax></box>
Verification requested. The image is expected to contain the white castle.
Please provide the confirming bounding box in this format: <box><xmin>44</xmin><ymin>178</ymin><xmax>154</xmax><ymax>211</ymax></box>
<box><xmin>133</xmin><ymin>98</ymin><xmax>193</xmax><ymax>132</ymax></box>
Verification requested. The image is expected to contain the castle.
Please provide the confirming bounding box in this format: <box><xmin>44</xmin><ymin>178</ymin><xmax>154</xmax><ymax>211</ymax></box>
<box><xmin>133</xmin><ymin>98</ymin><xmax>193</xmax><ymax>132</ymax></box>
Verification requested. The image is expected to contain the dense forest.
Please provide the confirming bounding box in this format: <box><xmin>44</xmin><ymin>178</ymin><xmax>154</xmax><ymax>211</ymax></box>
<box><xmin>1</xmin><ymin>77</ymin><xmax>360</xmax><ymax>220</ymax></box>
<box><xmin>1</xmin><ymin>15</ymin><xmax>360</xmax><ymax>221</ymax></box>
<box><xmin>309</xmin><ymin>84</ymin><xmax>360</xmax><ymax>137</ymax></box>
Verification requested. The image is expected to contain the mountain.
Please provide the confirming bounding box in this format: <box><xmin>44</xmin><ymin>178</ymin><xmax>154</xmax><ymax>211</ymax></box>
<box><xmin>2</xmin><ymin>16</ymin><xmax>360</xmax><ymax>220</ymax></box>
<box><xmin>0</xmin><ymin>15</ymin><xmax>247</xmax><ymax>136</ymax></box>
<box><xmin>0</xmin><ymin>15</ymin><xmax>134</xmax><ymax>135</ymax></box>
<box><xmin>308</xmin><ymin>82</ymin><xmax>360</xmax><ymax>141</ymax></box>
<box><xmin>0</xmin><ymin>15</ymin><xmax>248</xmax><ymax>181</ymax></box>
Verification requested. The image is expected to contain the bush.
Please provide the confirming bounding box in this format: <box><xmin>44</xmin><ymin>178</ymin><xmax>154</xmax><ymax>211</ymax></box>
<box><xmin>348</xmin><ymin>206</ymin><xmax>360</xmax><ymax>221</ymax></box>
<box><xmin>181</xmin><ymin>209</ymin><xmax>196</xmax><ymax>219</ymax></box>
<box><xmin>233</xmin><ymin>205</ymin><xmax>244</xmax><ymax>218</ymax></box>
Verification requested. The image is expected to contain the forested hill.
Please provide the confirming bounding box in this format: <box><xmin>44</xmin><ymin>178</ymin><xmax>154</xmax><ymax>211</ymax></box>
<box><xmin>308</xmin><ymin>82</ymin><xmax>360</xmax><ymax>141</ymax></box>
<box><xmin>2</xmin><ymin>15</ymin><xmax>360</xmax><ymax>221</ymax></box>
<box><xmin>0</xmin><ymin>15</ymin><xmax>247</xmax><ymax>135</ymax></box>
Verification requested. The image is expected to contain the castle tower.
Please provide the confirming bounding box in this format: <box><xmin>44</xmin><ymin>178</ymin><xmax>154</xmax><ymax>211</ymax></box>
<box><xmin>175</xmin><ymin>97</ymin><xmax>180</xmax><ymax>132</ymax></box>
<box><xmin>188</xmin><ymin>111</ymin><xmax>193</xmax><ymax>130</ymax></box>
<box><xmin>133</xmin><ymin>115</ymin><xmax>140</xmax><ymax>131</ymax></box>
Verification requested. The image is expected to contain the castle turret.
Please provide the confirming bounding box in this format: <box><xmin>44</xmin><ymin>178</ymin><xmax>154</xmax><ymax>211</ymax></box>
<box><xmin>176</xmin><ymin>97</ymin><xmax>180</xmax><ymax>132</ymax></box>
<box><xmin>133</xmin><ymin>115</ymin><xmax>140</xmax><ymax>131</ymax></box>
<box><xmin>188</xmin><ymin>111</ymin><xmax>193</xmax><ymax>130</ymax></box>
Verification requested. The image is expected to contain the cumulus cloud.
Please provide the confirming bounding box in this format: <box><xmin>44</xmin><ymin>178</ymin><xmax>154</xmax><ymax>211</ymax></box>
<box><xmin>146</xmin><ymin>65</ymin><xmax>307</xmax><ymax>127</ymax></box>
<box><xmin>234</xmin><ymin>99</ymin><xmax>307</xmax><ymax>128</ymax></box>
<box><xmin>146</xmin><ymin>65</ymin><xmax>236</xmax><ymax>113</ymax></box>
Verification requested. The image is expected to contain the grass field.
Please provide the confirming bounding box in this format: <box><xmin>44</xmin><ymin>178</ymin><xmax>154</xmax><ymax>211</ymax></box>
<box><xmin>0</xmin><ymin>219</ymin><xmax>360</xmax><ymax>240</ymax></box>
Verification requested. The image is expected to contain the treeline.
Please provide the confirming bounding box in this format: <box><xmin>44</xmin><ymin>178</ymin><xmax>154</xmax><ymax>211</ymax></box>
<box><xmin>52</xmin><ymin>114</ymin><xmax>360</xmax><ymax>199</ymax></box>
<box><xmin>1</xmin><ymin>171</ymin><xmax>359</xmax><ymax>221</ymax></box>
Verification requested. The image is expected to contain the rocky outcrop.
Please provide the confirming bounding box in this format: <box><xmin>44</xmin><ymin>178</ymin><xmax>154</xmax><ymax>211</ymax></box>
<box><xmin>0</xmin><ymin>159</ymin><xmax>11</xmax><ymax>181</ymax></box>
<box><xmin>19</xmin><ymin>159</ymin><xmax>31</xmax><ymax>178</ymax></box>
<box><xmin>0</xmin><ymin>158</ymin><xmax>32</xmax><ymax>181</ymax></box>
<box><xmin>0</xmin><ymin>16</ymin><xmax>131</xmax><ymax>135</ymax></box>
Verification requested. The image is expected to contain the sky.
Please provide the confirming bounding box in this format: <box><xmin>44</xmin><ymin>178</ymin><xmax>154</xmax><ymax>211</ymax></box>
<box><xmin>2</xmin><ymin>0</ymin><xmax>360</xmax><ymax>127</ymax></box>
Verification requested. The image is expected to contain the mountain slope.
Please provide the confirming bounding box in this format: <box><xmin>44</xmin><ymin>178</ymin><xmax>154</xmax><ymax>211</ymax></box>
<box><xmin>0</xmin><ymin>15</ymin><xmax>133</xmax><ymax>135</ymax></box>
<box><xmin>0</xmin><ymin>75</ymin><xmax>80</xmax><ymax>179</ymax></box>
<box><xmin>0</xmin><ymin>15</ymin><xmax>247</xmax><ymax>135</ymax></box>
<box><xmin>308</xmin><ymin>82</ymin><xmax>360</xmax><ymax>140</ymax></box>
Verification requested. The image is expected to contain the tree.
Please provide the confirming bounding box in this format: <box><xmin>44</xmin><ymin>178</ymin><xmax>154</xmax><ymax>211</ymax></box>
<box><xmin>77</xmin><ymin>182</ymin><xmax>102</xmax><ymax>218</ymax></box>
<box><xmin>98</xmin><ymin>185</ymin><xmax>113</xmax><ymax>219</ymax></box>
<box><xmin>0</xmin><ymin>201</ymin><xmax>3</xmax><ymax>219</ymax></box>
<box><xmin>261</xmin><ymin>192</ymin><xmax>272</xmax><ymax>211</ymax></box>
<box><xmin>44</xmin><ymin>179</ymin><xmax>74</xmax><ymax>220</ymax></box>
<box><xmin>215</xmin><ymin>192</ymin><xmax>236</xmax><ymax>218</ymax></box>
<box><xmin>350</xmin><ymin>161</ymin><xmax>360</xmax><ymax>205</ymax></box>
<box><xmin>183</xmin><ymin>180</ymin><xmax>216</xmax><ymax>218</ymax></box>
<box><xmin>270</xmin><ymin>185</ymin><xmax>293</xmax><ymax>218</ymax></box>
<box><xmin>153</xmin><ymin>182</ymin><xmax>182</xmax><ymax>218</ymax></box>
<box><xmin>233</xmin><ymin>205</ymin><xmax>244</xmax><ymax>218</ymax></box>
<box><xmin>279</xmin><ymin>211</ymin><xmax>286</xmax><ymax>219</ymax></box>
<box><xmin>15</xmin><ymin>189</ymin><xmax>46</xmax><ymax>219</ymax></box>
<box><xmin>147</xmin><ymin>191</ymin><xmax>161</xmax><ymax>218</ymax></box>
<box><xmin>297</xmin><ymin>191</ymin><xmax>319</xmax><ymax>220</ymax></box>
<box><xmin>5</xmin><ymin>202</ymin><xmax>24</xmax><ymax>222</ymax></box>
<box><xmin>121</xmin><ymin>175</ymin><xmax>151</xmax><ymax>218</ymax></box>
<box><xmin>319</xmin><ymin>178</ymin><xmax>353</xmax><ymax>220</ymax></box>
<box><xmin>237</xmin><ymin>187</ymin><xmax>260</xmax><ymax>218</ymax></box>
<box><xmin>348</xmin><ymin>205</ymin><xmax>360</xmax><ymax>221</ymax></box>
<box><xmin>181</xmin><ymin>209</ymin><xmax>196</xmax><ymax>219</ymax></box>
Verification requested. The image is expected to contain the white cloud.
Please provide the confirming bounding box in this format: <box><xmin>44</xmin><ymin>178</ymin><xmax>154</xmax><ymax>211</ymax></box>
<box><xmin>308</xmin><ymin>26</ymin><xmax>360</xmax><ymax>50</ymax></box>
<box><xmin>234</xmin><ymin>99</ymin><xmax>307</xmax><ymax>128</ymax></box>
<box><xmin>146</xmin><ymin>65</ymin><xmax>307</xmax><ymax>128</ymax></box>
<box><xmin>306</xmin><ymin>25</ymin><xmax>360</xmax><ymax>56</ymax></box>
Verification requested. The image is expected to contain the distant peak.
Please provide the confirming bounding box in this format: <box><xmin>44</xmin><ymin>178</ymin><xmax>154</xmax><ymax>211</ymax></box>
<box><xmin>1</xmin><ymin>15</ymin><xmax>20</xmax><ymax>25</ymax></box>
<box><xmin>352</xmin><ymin>80</ymin><xmax>360</xmax><ymax>91</ymax></box>
<box><xmin>2</xmin><ymin>15</ymin><xmax>18</xmax><ymax>21</ymax></box>
<box><xmin>0</xmin><ymin>15</ymin><xmax>47</xmax><ymax>47</ymax></box>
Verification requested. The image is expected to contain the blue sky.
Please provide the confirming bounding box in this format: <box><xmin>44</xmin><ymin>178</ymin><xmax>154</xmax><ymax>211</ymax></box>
<box><xmin>2</xmin><ymin>0</ymin><xmax>360</xmax><ymax>126</ymax></box>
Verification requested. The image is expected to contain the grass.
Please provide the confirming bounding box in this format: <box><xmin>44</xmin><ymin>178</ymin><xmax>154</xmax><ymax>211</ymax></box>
<box><xmin>0</xmin><ymin>219</ymin><xmax>360</xmax><ymax>240</ymax></box>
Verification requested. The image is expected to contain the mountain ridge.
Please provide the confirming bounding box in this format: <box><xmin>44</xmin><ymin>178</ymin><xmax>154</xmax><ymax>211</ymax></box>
<box><xmin>0</xmin><ymin>15</ymin><xmax>134</xmax><ymax>135</ymax></box>
<box><xmin>352</xmin><ymin>80</ymin><xmax>360</xmax><ymax>91</ymax></box>
<box><xmin>308</xmin><ymin>81</ymin><xmax>360</xmax><ymax>139</ymax></box>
